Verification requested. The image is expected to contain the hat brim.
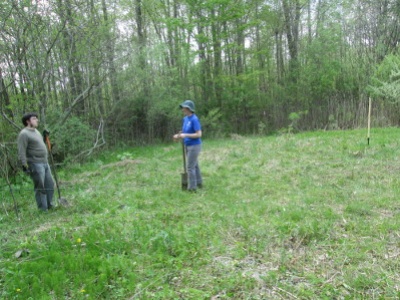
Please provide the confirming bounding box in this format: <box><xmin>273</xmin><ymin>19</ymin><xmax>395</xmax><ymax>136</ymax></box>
<box><xmin>179</xmin><ymin>104</ymin><xmax>194</xmax><ymax>112</ymax></box>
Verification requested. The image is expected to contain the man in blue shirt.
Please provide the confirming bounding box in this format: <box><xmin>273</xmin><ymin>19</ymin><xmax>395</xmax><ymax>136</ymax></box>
<box><xmin>173</xmin><ymin>100</ymin><xmax>203</xmax><ymax>191</ymax></box>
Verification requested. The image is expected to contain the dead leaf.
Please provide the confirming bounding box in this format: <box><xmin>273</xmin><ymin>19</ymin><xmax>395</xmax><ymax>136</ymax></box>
<box><xmin>15</xmin><ymin>249</ymin><xmax>29</xmax><ymax>258</ymax></box>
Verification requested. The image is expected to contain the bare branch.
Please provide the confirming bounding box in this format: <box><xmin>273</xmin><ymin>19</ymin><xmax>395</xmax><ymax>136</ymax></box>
<box><xmin>57</xmin><ymin>83</ymin><xmax>100</xmax><ymax>129</ymax></box>
<box><xmin>0</xmin><ymin>111</ymin><xmax>21</xmax><ymax>131</ymax></box>
<box><xmin>72</xmin><ymin>119</ymin><xmax>106</xmax><ymax>161</ymax></box>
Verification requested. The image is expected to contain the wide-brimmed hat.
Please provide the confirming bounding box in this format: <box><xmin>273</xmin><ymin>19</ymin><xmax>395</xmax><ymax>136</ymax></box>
<box><xmin>179</xmin><ymin>100</ymin><xmax>195</xmax><ymax>112</ymax></box>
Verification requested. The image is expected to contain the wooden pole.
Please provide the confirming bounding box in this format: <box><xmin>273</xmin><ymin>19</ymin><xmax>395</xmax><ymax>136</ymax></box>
<box><xmin>367</xmin><ymin>97</ymin><xmax>372</xmax><ymax>145</ymax></box>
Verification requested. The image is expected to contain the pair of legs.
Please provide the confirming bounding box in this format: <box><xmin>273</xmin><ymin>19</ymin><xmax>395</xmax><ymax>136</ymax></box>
<box><xmin>29</xmin><ymin>163</ymin><xmax>55</xmax><ymax>211</ymax></box>
<box><xmin>186</xmin><ymin>144</ymin><xmax>203</xmax><ymax>190</ymax></box>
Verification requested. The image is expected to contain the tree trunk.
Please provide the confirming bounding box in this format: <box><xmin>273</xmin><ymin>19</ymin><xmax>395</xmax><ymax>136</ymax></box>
<box><xmin>281</xmin><ymin>0</ymin><xmax>301</xmax><ymax>75</ymax></box>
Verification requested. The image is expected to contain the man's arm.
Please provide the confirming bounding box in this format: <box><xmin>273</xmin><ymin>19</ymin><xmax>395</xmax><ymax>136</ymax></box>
<box><xmin>17</xmin><ymin>132</ymin><xmax>28</xmax><ymax>166</ymax></box>
<box><xmin>180</xmin><ymin>130</ymin><xmax>202</xmax><ymax>139</ymax></box>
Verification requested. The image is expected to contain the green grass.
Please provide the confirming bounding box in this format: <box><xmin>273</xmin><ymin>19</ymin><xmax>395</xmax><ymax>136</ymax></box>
<box><xmin>1</xmin><ymin>128</ymin><xmax>400</xmax><ymax>299</ymax></box>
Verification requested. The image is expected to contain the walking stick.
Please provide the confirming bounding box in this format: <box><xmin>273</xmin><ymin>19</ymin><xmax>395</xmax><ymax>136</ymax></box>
<box><xmin>43</xmin><ymin>131</ymin><xmax>69</xmax><ymax>207</ymax></box>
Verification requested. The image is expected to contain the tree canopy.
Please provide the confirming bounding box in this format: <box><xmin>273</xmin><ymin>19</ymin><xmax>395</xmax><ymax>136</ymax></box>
<box><xmin>1</xmin><ymin>0</ymin><xmax>400</xmax><ymax>160</ymax></box>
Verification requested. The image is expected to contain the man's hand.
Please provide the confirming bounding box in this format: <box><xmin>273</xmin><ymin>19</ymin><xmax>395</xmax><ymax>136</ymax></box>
<box><xmin>43</xmin><ymin>129</ymin><xmax>51</xmax><ymax>150</ymax></box>
<box><xmin>43</xmin><ymin>129</ymin><xmax>50</xmax><ymax>137</ymax></box>
<box><xmin>173</xmin><ymin>131</ymin><xmax>183</xmax><ymax>142</ymax></box>
<box><xmin>22</xmin><ymin>164</ymin><xmax>30</xmax><ymax>175</ymax></box>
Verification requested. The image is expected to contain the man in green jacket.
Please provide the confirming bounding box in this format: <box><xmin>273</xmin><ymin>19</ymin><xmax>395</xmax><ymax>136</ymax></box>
<box><xmin>17</xmin><ymin>113</ymin><xmax>54</xmax><ymax>211</ymax></box>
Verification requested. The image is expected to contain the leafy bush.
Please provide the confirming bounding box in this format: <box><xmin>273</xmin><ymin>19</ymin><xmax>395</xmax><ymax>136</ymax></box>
<box><xmin>288</xmin><ymin>110</ymin><xmax>308</xmax><ymax>133</ymax></box>
<box><xmin>368</xmin><ymin>54</ymin><xmax>400</xmax><ymax>102</ymax></box>
<box><xmin>201</xmin><ymin>108</ymin><xmax>223</xmax><ymax>138</ymax></box>
<box><xmin>49</xmin><ymin>116</ymin><xmax>96</xmax><ymax>163</ymax></box>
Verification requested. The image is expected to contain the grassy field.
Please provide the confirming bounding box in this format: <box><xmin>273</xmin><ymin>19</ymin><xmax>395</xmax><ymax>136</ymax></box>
<box><xmin>1</xmin><ymin>128</ymin><xmax>400</xmax><ymax>299</ymax></box>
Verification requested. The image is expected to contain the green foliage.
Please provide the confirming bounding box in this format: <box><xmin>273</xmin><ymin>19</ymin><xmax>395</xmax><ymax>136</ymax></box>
<box><xmin>2</xmin><ymin>0</ymin><xmax>400</xmax><ymax>157</ymax></box>
<box><xmin>368</xmin><ymin>54</ymin><xmax>400</xmax><ymax>102</ymax></box>
<box><xmin>201</xmin><ymin>108</ymin><xmax>223</xmax><ymax>138</ymax></box>
<box><xmin>116</xmin><ymin>151</ymin><xmax>135</xmax><ymax>161</ymax></box>
<box><xmin>286</xmin><ymin>110</ymin><xmax>308</xmax><ymax>133</ymax></box>
<box><xmin>257</xmin><ymin>121</ymin><xmax>267</xmax><ymax>135</ymax></box>
<box><xmin>299</xmin><ymin>26</ymin><xmax>345</xmax><ymax>101</ymax></box>
<box><xmin>48</xmin><ymin>116</ymin><xmax>96</xmax><ymax>163</ymax></box>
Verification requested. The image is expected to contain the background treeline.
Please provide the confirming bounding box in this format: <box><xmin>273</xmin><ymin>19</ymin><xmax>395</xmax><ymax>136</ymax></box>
<box><xmin>1</xmin><ymin>0</ymin><xmax>400</xmax><ymax>162</ymax></box>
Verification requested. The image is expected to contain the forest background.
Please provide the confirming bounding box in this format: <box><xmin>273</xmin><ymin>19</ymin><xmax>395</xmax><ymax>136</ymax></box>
<box><xmin>1</xmin><ymin>0</ymin><xmax>400</xmax><ymax>165</ymax></box>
